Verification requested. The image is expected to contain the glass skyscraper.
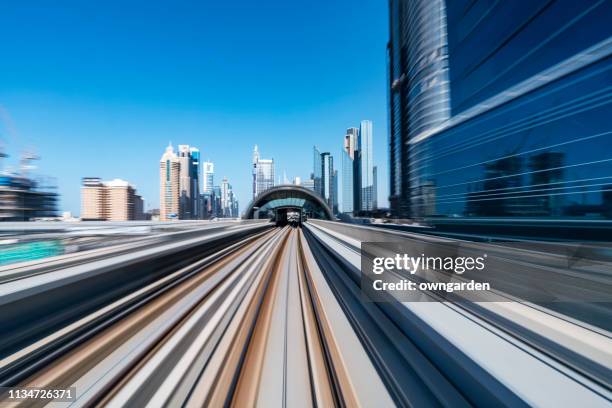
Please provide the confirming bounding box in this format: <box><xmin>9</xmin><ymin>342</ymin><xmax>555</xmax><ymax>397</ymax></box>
<box><xmin>313</xmin><ymin>146</ymin><xmax>322</xmax><ymax>197</ymax></box>
<box><xmin>252</xmin><ymin>145</ymin><xmax>275</xmax><ymax>198</ymax></box>
<box><xmin>342</xmin><ymin>128</ymin><xmax>358</xmax><ymax>213</ymax></box>
<box><xmin>388</xmin><ymin>0</ymin><xmax>612</xmax><ymax>220</ymax></box>
<box><xmin>202</xmin><ymin>161</ymin><xmax>214</xmax><ymax>194</ymax></box>
<box><xmin>321</xmin><ymin>152</ymin><xmax>334</xmax><ymax>210</ymax></box>
<box><xmin>359</xmin><ymin>120</ymin><xmax>374</xmax><ymax>211</ymax></box>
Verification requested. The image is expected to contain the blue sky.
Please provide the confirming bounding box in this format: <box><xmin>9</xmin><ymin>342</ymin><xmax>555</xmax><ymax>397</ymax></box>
<box><xmin>0</xmin><ymin>1</ymin><xmax>389</xmax><ymax>215</ymax></box>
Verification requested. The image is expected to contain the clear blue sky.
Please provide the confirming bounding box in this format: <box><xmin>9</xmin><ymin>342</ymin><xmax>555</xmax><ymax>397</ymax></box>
<box><xmin>0</xmin><ymin>1</ymin><xmax>389</xmax><ymax>215</ymax></box>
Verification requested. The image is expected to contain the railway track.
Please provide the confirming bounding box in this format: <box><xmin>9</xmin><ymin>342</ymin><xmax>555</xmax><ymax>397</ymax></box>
<box><xmin>0</xmin><ymin>223</ymin><xmax>610</xmax><ymax>407</ymax></box>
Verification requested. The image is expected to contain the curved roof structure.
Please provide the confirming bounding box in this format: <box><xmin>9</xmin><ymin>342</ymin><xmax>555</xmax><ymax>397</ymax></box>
<box><xmin>243</xmin><ymin>185</ymin><xmax>333</xmax><ymax>220</ymax></box>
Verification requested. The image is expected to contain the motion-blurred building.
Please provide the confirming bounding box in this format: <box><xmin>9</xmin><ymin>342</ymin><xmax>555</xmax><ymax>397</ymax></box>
<box><xmin>388</xmin><ymin>0</ymin><xmax>612</xmax><ymax>219</ymax></box>
<box><xmin>81</xmin><ymin>177</ymin><xmax>143</xmax><ymax>221</ymax></box>
<box><xmin>0</xmin><ymin>152</ymin><xmax>58</xmax><ymax>221</ymax></box>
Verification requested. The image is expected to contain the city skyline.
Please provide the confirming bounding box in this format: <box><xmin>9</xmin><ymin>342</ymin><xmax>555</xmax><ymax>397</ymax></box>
<box><xmin>0</xmin><ymin>1</ymin><xmax>389</xmax><ymax>216</ymax></box>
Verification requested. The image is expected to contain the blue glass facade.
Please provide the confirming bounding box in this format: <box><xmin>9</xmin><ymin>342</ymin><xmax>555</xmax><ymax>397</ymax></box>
<box><xmin>446</xmin><ymin>0</ymin><xmax>612</xmax><ymax>116</ymax></box>
<box><xmin>389</xmin><ymin>0</ymin><xmax>612</xmax><ymax>220</ymax></box>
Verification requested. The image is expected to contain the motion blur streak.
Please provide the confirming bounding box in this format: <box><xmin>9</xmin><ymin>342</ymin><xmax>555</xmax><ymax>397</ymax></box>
<box><xmin>0</xmin><ymin>220</ymin><xmax>610</xmax><ymax>407</ymax></box>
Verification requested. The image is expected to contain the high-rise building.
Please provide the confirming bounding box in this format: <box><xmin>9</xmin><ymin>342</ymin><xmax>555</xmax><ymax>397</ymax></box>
<box><xmin>313</xmin><ymin>146</ymin><xmax>322</xmax><ymax>196</ymax></box>
<box><xmin>160</xmin><ymin>143</ymin><xmax>180</xmax><ymax>221</ymax></box>
<box><xmin>388</xmin><ymin>0</ymin><xmax>611</xmax><ymax>220</ymax></box>
<box><xmin>212</xmin><ymin>185</ymin><xmax>222</xmax><ymax>217</ymax></box>
<box><xmin>342</xmin><ymin>128</ymin><xmax>359</xmax><ymax>213</ymax></box>
<box><xmin>302</xmin><ymin>178</ymin><xmax>315</xmax><ymax>191</ymax></box>
<box><xmin>202</xmin><ymin>161</ymin><xmax>214</xmax><ymax>194</ymax></box>
<box><xmin>134</xmin><ymin>194</ymin><xmax>144</xmax><ymax>220</ymax></box>
<box><xmin>189</xmin><ymin>146</ymin><xmax>201</xmax><ymax>219</ymax></box>
<box><xmin>81</xmin><ymin>177</ymin><xmax>106</xmax><ymax>220</ymax></box>
<box><xmin>105</xmin><ymin>179</ymin><xmax>136</xmax><ymax>221</ymax></box>
<box><xmin>221</xmin><ymin>177</ymin><xmax>239</xmax><ymax>218</ymax></box>
<box><xmin>176</xmin><ymin>145</ymin><xmax>200</xmax><ymax>219</ymax></box>
<box><xmin>373</xmin><ymin>165</ymin><xmax>378</xmax><ymax>210</ymax></box>
<box><xmin>388</xmin><ymin>0</ymin><xmax>450</xmax><ymax>218</ymax></box>
<box><xmin>359</xmin><ymin>120</ymin><xmax>374</xmax><ymax>211</ymax></box>
<box><xmin>332</xmin><ymin>169</ymin><xmax>339</xmax><ymax>215</ymax></box>
<box><xmin>252</xmin><ymin>145</ymin><xmax>275</xmax><ymax>198</ymax></box>
<box><xmin>81</xmin><ymin>177</ymin><xmax>140</xmax><ymax>221</ymax></box>
<box><xmin>321</xmin><ymin>152</ymin><xmax>334</xmax><ymax>211</ymax></box>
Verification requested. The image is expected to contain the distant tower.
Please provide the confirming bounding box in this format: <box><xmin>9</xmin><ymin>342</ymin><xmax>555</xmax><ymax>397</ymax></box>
<box><xmin>203</xmin><ymin>161</ymin><xmax>214</xmax><ymax>194</ymax></box>
<box><xmin>252</xmin><ymin>145</ymin><xmax>274</xmax><ymax>198</ymax></box>
<box><xmin>359</xmin><ymin>120</ymin><xmax>374</xmax><ymax>211</ymax></box>
<box><xmin>160</xmin><ymin>143</ymin><xmax>180</xmax><ymax>221</ymax></box>
<box><xmin>252</xmin><ymin>145</ymin><xmax>259</xmax><ymax>198</ymax></box>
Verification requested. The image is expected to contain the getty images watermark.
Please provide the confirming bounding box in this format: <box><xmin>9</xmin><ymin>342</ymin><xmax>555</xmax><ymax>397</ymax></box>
<box><xmin>371</xmin><ymin>253</ymin><xmax>490</xmax><ymax>293</ymax></box>
<box><xmin>360</xmin><ymin>241</ymin><xmax>612</xmax><ymax>303</ymax></box>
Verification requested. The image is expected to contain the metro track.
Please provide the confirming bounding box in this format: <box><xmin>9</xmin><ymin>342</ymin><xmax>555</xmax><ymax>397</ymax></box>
<box><xmin>0</xmin><ymin>222</ymin><xmax>610</xmax><ymax>407</ymax></box>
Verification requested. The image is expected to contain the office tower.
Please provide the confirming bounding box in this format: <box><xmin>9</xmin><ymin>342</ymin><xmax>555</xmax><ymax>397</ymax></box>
<box><xmin>81</xmin><ymin>177</ymin><xmax>139</xmax><ymax>221</ymax></box>
<box><xmin>342</xmin><ymin>128</ymin><xmax>359</xmax><ymax>213</ymax></box>
<box><xmin>134</xmin><ymin>194</ymin><xmax>144</xmax><ymax>220</ymax></box>
<box><xmin>105</xmin><ymin>179</ymin><xmax>136</xmax><ymax>221</ymax></box>
<box><xmin>252</xmin><ymin>145</ymin><xmax>275</xmax><ymax>198</ymax></box>
<box><xmin>252</xmin><ymin>145</ymin><xmax>259</xmax><ymax>198</ymax></box>
<box><xmin>81</xmin><ymin>177</ymin><xmax>106</xmax><ymax>220</ymax></box>
<box><xmin>212</xmin><ymin>185</ymin><xmax>222</xmax><ymax>217</ymax></box>
<box><xmin>373</xmin><ymin>165</ymin><xmax>378</xmax><ymax>210</ymax></box>
<box><xmin>293</xmin><ymin>176</ymin><xmax>302</xmax><ymax>186</ymax></box>
<box><xmin>388</xmin><ymin>0</ymin><xmax>611</xmax><ymax>219</ymax></box>
<box><xmin>177</xmin><ymin>145</ymin><xmax>200</xmax><ymax>219</ymax></box>
<box><xmin>202</xmin><ymin>161</ymin><xmax>214</xmax><ymax>194</ymax></box>
<box><xmin>321</xmin><ymin>152</ymin><xmax>334</xmax><ymax>211</ymax></box>
<box><xmin>332</xmin><ymin>169</ymin><xmax>339</xmax><ymax>215</ymax></box>
<box><xmin>160</xmin><ymin>144</ymin><xmax>180</xmax><ymax>221</ymax></box>
<box><xmin>302</xmin><ymin>178</ymin><xmax>315</xmax><ymax>191</ymax></box>
<box><xmin>231</xmin><ymin>194</ymin><xmax>239</xmax><ymax>218</ymax></box>
<box><xmin>359</xmin><ymin>120</ymin><xmax>374</xmax><ymax>211</ymax></box>
<box><xmin>221</xmin><ymin>177</ymin><xmax>230</xmax><ymax>217</ymax></box>
<box><xmin>189</xmin><ymin>147</ymin><xmax>201</xmax><ymax>219</ymax></box>
<box><xmin>387</xmin><ymin>0</ymin><xmax>450</xmax><ymax>218</ymax></box>
<box><xmin>312</xmin><ymin>146</ymin><xmax>322</xmax><ymax>196</ymax></box>
<box><xmin>221</xmin><ymin>177</ymin><xmax>239</xmax><ymax>218</ymax></box>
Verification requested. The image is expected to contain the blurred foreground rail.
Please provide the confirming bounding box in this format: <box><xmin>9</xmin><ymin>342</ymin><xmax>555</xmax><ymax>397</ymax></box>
<box><xmin>0</xmin><ymin>220</ymin><xmax>610</xmax><ymax>407</ymax></box>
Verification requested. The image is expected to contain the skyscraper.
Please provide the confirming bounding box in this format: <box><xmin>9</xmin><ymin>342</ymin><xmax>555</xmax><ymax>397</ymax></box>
<box><xmin>202</xmin><ymin>161</ymin><xmax>214</xmax><ymax>194</ymax></box>
<box><xmin>312</xmin><ymin>146</ymin><xmax>322</xmax><ymax>196</ymax></box>
<box><xmin>359</xmin><ymin>120</ymin><xmax>374</xmax><ymax>211</ymax></box>
<box><xmin>252</xmin><ymin>145</ymin><xmax>275</xmax><ymax>198</ymax></box>
<box><xmin>221</xmin><ymin>177</ymin><xmax>239</xmax><ymax>218</ymax></box>
<box><xmin>189</xmin><ymin>146</ymin><xmax>201</xmax><ymax>219</ymax></box>
<box><xmin>332</xmin><ymin>169</ymin><xmax>339</xmax><ymax>215</ymax></box>
<box><xmin>388</xmin><ymin>0</ymin><xmax>450</xmax><ymax>218</ymax></box>
<box><xmin>177</xmin><ymin>145</ymin><xmax>200</xmax><ymax>219</ymax></box>
<box><xmin>342</xmin><ymin>128</ymin><xmax>359</xmax><ymax>213</ymax></box>
<box><xmin>373</xmin><ymin>165</ymin><xmax>378</xmax><ymax>210</ymax></box>
<box><xmin>388</xmin><ymin>0</ymin><xmax>611</xmax><ymax>220</ymax></box>
<box><xmin>321</xmin><ymin>152</ymin><xmax>334</xmax><ymax>211</ymax></box>
<box><xmin>81</xmin><ymin>177</ymin><xmax>106</xmax><ymax>221</ymax></box>
<box><xmin>160</xmin><ymin>143</ymin><xmax>180</xmax><ymax>221</ymax></box>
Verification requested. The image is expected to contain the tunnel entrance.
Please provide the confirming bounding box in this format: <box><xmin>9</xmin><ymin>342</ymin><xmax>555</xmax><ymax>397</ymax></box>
<box><xmin>243</xmin><ymin>185</ymin><xmax>333</xmax><ymax>224</ymax></box>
